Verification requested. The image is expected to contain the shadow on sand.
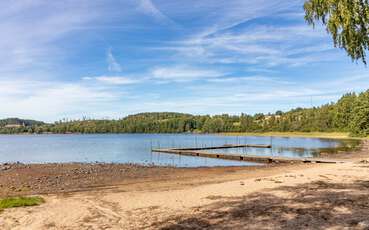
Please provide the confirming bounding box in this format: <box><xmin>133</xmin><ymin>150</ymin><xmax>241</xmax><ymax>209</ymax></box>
<box><xmin>153</xmin><ymin>180</ymin><xmax>369</xmax><ymax>230</ymax></box>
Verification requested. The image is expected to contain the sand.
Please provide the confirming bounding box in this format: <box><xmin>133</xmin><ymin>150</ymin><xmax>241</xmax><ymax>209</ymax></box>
<box><xmin>0</xmin><ymin>141</ymin><xmax>368</xmax><ymax>229</ymax></box>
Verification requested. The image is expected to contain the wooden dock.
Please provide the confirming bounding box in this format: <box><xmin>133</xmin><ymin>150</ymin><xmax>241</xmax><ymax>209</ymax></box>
<box><xmin>171</xmin><ymin>144</ymin><xmax>271</xmax><ymax>151</ymax></box>
<box><xmin>152</xmin><ymin>146</ymin><xmax>345</xmax><ymax>164</ymax></box>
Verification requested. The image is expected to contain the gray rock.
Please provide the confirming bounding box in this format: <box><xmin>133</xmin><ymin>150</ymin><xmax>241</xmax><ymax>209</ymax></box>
<box><xmin>0</xmin><ymin>165</ymin><xmax>11</xmax><ymax>171</ymax></box>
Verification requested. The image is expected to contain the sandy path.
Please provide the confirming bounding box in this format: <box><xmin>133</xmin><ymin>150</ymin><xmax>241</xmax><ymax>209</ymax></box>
<box><xmin>1</xmin><ymin>143</ymin><xmax>368</xmax><ymax>229</ymax></box>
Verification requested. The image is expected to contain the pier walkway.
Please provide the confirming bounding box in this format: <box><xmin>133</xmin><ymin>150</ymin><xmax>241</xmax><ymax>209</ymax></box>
<box><xmin>152</xmin><ymin>144</ymin><xmax>345</xmax><ymax>164</ymax></box>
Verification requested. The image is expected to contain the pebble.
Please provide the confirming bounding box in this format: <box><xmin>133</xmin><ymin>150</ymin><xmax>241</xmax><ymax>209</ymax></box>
<box><xmin>357</xmin><ymin>221</ymin><xmax>369</xmax><ymax>229</ymax></box>
<box><xmin>0</xmin><ymin>165</ymin><xmax>11</xmax><ymax>171</ymax></box>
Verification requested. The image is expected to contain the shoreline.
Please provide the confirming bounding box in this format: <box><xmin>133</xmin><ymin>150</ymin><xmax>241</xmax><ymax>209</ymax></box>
<box><xmin>0</xmin><ymin>139</ymin><xmax>366</xmax><ymax>198</ymax></box>
<box><xmin>0</xmin><ymin>162</ymin><xmax>294</xmax><ymax>198</ymax></box>
<box><xmin>1</xmin><ymin>141</ymin><xmax>368</xmax><ymax>229</ymax></box>
<box><xmin>1</xmin><ymin>131</ymin><xmax>367</xmax><ymax>140</ymax></box>
<box><xmin>219</xmin><ymin>131</ymin><xmax>368</xmax><ymax>139</ymax></box>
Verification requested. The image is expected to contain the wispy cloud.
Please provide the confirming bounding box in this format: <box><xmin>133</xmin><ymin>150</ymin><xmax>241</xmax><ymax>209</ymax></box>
<box><xmin>206</xmin><ymin>75</ymin><xmax>292</xmax><ymax>84</ymax></box>
<box><xmin>83</xmin><ymin>76</ymin><xmax>139</xmax><ymax>85</ymax></box>
<box><xmin>96</xmin><ymin>76</ymin><xmax>138</xmax><ymax>85</ymax></box>
<box><xmin>163</xmin><ymin>23</ymin><xmax>334</xmax><ymax>68</ymax></box>
<box><xmin>0</xmin><ymin>79</ymin><xmax>124</xmax><ymax>121</ymax></box>
<box><xmin>136</xmin><ymin>73</ymin><xmax>366</xmax><ymax>115</ymax></box>
<box><xmin>138</xmin><ymin>0</ymin><xmax>175</xmax><ymax>25</ymax></box>
<box><xmin>107</xmin><ymin>48</ymin><xmax>122</xmax><ymax>72</ymax></box>
<box><xmin>151</xmin><ymin>66</ymin><xmax>226</xmax><ymax>82</ymax></box>
<box><xmin>0</xmin><ymin>1</ymin><xmax>102</xmax><ymax>76</ymax></box>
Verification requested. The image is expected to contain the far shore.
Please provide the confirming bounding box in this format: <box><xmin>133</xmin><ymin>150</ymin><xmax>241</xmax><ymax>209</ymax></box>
<box><xmin>1</xmin><ymin>131</ymin><xmax>368</xmax><ymax>140</ymax></box>
<box><xmin>220</xmin><ymin>131</ymin><xmax>369</xmax><ymax>140</ymax></box>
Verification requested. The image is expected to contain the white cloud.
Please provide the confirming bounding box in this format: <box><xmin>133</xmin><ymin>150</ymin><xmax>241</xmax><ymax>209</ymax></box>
<box><xmin>0</xmin><ymin>1</ymin><xmax>102</xmax><ymax>75</ymax></box>
<box><xmin>83</xmin><ymin>76</ymin><xmax>139</xmax><ymax>85</ymax></box>
<box><xmin>206</xmin><ymin>75</ymin><xmax>292</xmax><ymax>84</ymax></box>
<box><xmin>1</xmin><ymin>70</ymin><xmax>367</xmax><ymax>121</ymax></box>
<box><xmin>0</xmin><ymin>79</ymin><xmax>124</xmax><ymax>122</ymax></box>
<box><xmin>168</xmin><ymin>24</ymin><xmax>335</xmax><ymax>67</ymax></box>
<box><xmin>150</xmin><ymin>0</ymin><xmax>336</xmax><ymax>68</ymax></box>
<box><xmin>135</xmin><ymin>80</ymin><xmax>354</xmax><ymax>116</ymax></box>
<box><xmin>138</xmin><ymin>0</ymin><xmax>175</xmax><ymax>24</ymax></box>
<box><xmin>151</xmin><ymin>66</ymin><xmax>226</xmax><ymax>82</ymax></box>
<box><xmin>107</xmin><ymin>48</ymin><xmax>122</xmax><ymax>72</ymax></box>
<box><xmin>96</xmin><ymin>76</ymin><xmax>138</xmax><ymax>85</ymax></box>
<box><xmin>155</xmin><ymin>0</ymin><xmax>302</xmax><ymax>35</ymax></box>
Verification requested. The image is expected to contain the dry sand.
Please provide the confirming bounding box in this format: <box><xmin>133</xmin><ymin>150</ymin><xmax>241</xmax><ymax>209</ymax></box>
<box><xmin>1</xmin><ymin>141</ymin><xmax>369</xmax><ymax>230</ymax></box>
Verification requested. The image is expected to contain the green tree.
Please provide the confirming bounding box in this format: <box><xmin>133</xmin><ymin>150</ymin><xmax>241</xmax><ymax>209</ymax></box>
<box><xmin>350</xmin><ymin>90</ymin><xmax>369</xmax><ymax>136</ymax></box>
<box><xmin>333</xmin><ymin>92</ymin><xmax>357</xmax><ymax>130</ymax></box>
<box><xmin>304</xmin><ymin>0</ymin><xmax>369</xmax><ymax>64</ymax></box>
<box><xmin>202</xmin><ymin>118</ymin><xmax>225</xmax><ymax>133</ymax></box>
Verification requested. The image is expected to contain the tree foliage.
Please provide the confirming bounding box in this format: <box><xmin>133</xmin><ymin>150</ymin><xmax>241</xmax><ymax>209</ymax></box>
<box><xmin>304</xmin><ymin>0</ymin><xmax>369</xmax><ymax>64</ymax></box>
<box><xmin>350</xmin><ymin>90</ymin><xmax>369</xmax><ymax>135</ymax></box>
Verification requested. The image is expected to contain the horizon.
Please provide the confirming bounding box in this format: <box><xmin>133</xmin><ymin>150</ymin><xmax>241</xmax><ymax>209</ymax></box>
<box><xmin>1</xmin><ymin>1</ymin><xmax>368</xmax><ymax>123</ymax></box>
<box><xmin>0</xmin><ymin>86</ymin><xmax>362</xmax><ymax>124</ymax></box>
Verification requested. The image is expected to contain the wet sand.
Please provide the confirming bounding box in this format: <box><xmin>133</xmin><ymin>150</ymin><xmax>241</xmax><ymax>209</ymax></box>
<box><xmin>0</xmin><ymin>141</ymin><xmax>368</xmax><ymax>229</ymax></box>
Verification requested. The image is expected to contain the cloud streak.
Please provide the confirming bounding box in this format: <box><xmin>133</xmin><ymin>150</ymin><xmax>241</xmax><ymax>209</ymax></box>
<box><xmin>138</xmin><ymin>0</ymin><xmax>175</xmax><ymax>25</ymax></box>
<box><xmin>107</xmin><ymin>48</ymin><xmax>122</xmax><ymax>72</ymax></box>
<box><xmin>163</xmin><ymin>23</ymin><xmax>335</xmax><ymax>68</ymax></box>
<box><xmin>96</xmin><ymin>76</ymin><xmax>137</xmax><ymax>85</ymax></box>
<box><xmin>0</xmin><ymin>1</ymin><xmax>103</xmax><ymax>76</ymax></box>
<box><xmin>151</xmin><ymin>66</ymin><xmax>226</xmax><ymax>82</ymax></box>
<box><xmin>0</xmin><ymin>79</ymin><xmax>124</xmax><ymax>121</ymax></box>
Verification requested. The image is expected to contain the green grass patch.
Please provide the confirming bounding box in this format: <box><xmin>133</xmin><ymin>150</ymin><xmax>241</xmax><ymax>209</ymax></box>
<box><xmin>0</xmin><ymin>196</ymin><xmax>44</xmax><ymax>211</ymax></box>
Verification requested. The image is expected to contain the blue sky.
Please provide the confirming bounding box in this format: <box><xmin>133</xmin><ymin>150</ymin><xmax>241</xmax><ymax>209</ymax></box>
<box><xmin>0</xmin><ymin>0</ymin><xmax>368</xmax><ymax>122</ymax></box>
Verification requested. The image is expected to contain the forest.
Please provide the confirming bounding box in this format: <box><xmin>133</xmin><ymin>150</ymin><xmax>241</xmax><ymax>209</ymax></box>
<box><xmin>1</xmin><ymin>89</ymin><xmax>368</xmax><ymax>137</ymax></box>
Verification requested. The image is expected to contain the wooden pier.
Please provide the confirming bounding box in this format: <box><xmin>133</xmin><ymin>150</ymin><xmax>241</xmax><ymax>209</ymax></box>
<box><xmin>152</xmin><ymin>145</ymin><xmax>345</xmax><ymax>164</ymax></box>
<box><xmin>171</xmin><ymin>144</ymin><xmax>271</xmax><ymax>151</ymax></box>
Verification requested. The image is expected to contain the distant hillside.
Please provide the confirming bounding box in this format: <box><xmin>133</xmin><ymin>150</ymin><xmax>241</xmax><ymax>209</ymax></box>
<box><xmin>0</xmin><ymin>118</ymin><xmax>45</xmax><ymax>134</ymax></box>
<box><xmin>0</xmin><ymin>118</ymin><xmax>44</xmax><ymax>127</ymax></box>
<box><xmin>124</xmin><ymin>112</ymin><xmax>193</xmax><ymax>121</ymax></box>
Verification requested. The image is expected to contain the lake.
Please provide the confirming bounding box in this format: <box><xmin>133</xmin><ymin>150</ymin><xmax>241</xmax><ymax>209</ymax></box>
<box><xmin>0</xmin><ymin>134</ymin><xmax>353</xmax><ymax>167</ymax></box>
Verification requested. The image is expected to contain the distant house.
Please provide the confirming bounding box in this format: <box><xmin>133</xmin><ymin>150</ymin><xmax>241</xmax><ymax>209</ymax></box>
<box><xmin>4</xmin><ymin>124</ymin><xmax>23</xmax><ymax>128</ymax></box>
<box><xmin>264</xmin><ymin>115</ymin><xmax>281</xmax><ymax>121</ymax></box>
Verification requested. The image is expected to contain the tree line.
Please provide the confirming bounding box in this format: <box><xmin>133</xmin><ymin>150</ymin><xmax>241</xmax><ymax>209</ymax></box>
<box><xmin>1</xmin><ymin>90</ymin><xmax>368</xmax><ymax>137</ymax></box>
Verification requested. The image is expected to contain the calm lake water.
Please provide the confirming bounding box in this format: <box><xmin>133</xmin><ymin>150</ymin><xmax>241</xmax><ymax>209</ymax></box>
<box><xmin>0</xmin><ymin>134</ymin><xmax>349</xmax><ymax>167</ymax></box>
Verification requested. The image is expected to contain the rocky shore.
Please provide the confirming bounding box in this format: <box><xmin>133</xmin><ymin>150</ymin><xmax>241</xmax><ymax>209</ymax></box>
<box><xmin>0</xmin><ymin>163</ymin><xmax>182</xmax><ymax>197</ymax></box>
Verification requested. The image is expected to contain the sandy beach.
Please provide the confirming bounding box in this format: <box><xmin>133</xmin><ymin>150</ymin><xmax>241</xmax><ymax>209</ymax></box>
<box><xmin>0</xmin><ymin>140</ymin><xmax>368</xmax><ymax>229</ymax></box>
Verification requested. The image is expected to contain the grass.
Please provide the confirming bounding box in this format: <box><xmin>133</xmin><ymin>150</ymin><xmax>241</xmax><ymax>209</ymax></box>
<box><xmin>219</xmin><ymin>132</ymin><xmax>367</xmax><ymax>140</ymax></box>
<box><xmin>0</xmin><ymin>196</ymin><xmax>44</xmax><ymax>212</ymax></box>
